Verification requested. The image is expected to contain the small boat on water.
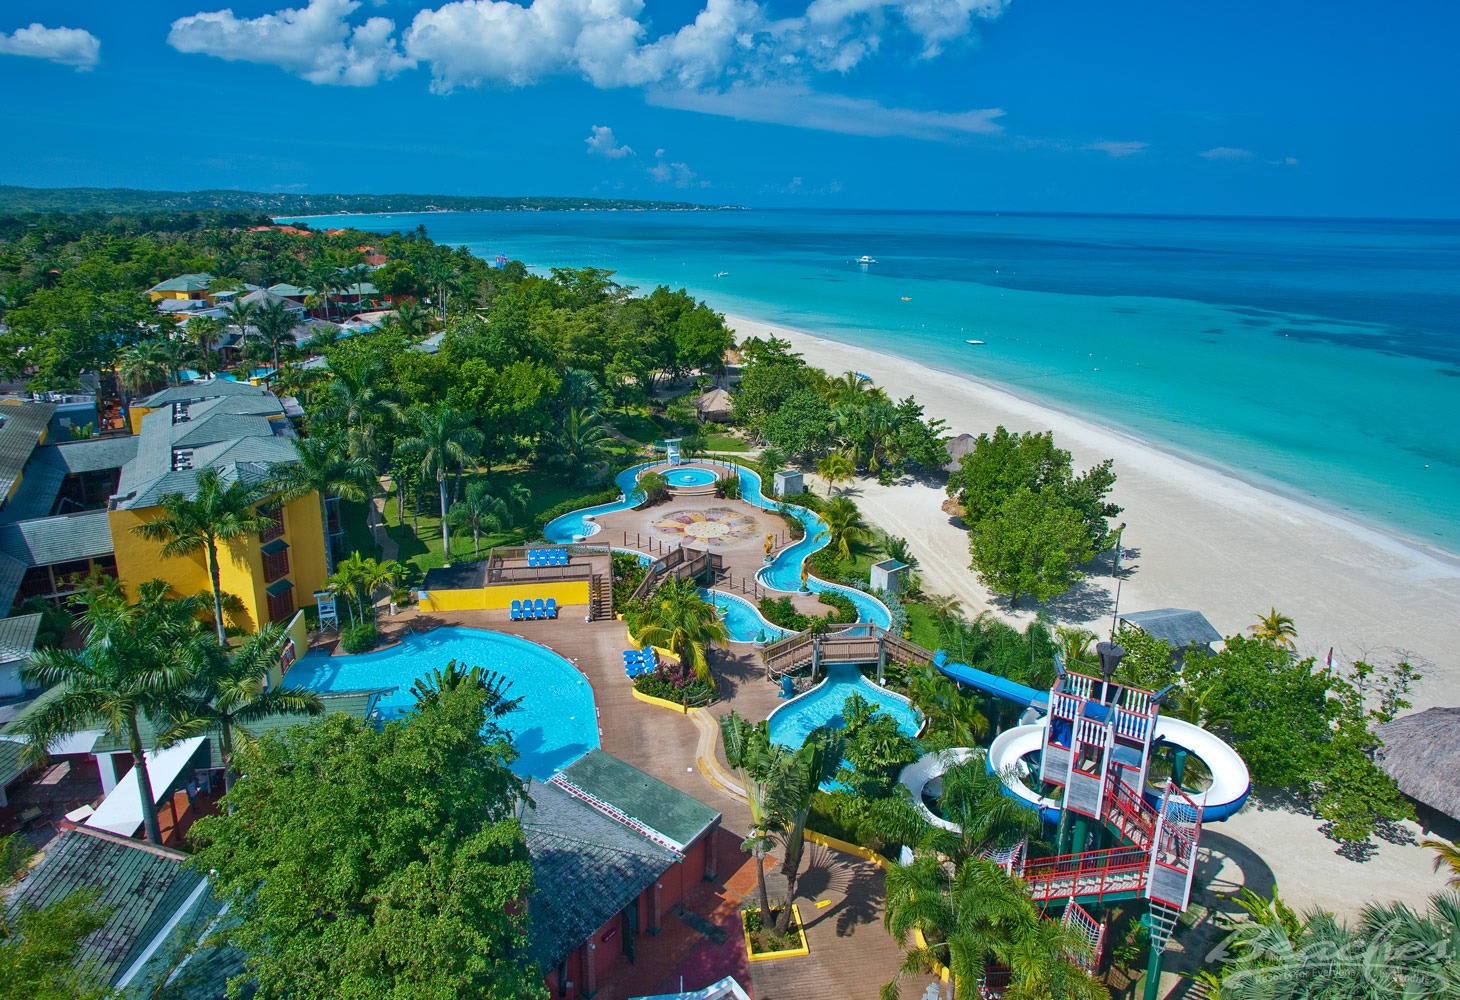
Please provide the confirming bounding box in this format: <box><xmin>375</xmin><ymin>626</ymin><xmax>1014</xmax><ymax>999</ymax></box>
<box><xmin>715</xmin><ymin>271</ymin><xmax>729</xmax><ymax>277</ymax></box>
<box><xmin>965</xmin><ymin>339</ymin><xmax>986</xmax><ymax>346</ymax></box>
<box><xmin>856</xmin><ymin>255</ymin><xmax>878</xmax><ymax>264</ymax></box>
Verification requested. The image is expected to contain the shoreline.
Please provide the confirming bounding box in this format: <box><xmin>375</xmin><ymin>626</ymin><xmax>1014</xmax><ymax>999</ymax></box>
<box><xmin>721</xmin><ymin>310</ymin><xmax>1460</xmax><ymax>711</ymax></box>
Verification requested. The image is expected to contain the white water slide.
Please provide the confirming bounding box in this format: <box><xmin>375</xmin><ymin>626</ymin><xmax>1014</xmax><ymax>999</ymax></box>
<box><xmin>986</xmin><ymin>716</ymin><xmax>1251</xmax><ymax>823</ymax></box>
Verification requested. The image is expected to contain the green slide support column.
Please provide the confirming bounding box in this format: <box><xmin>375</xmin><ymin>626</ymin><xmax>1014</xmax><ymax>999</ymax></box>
<box><xmin>1071</xmin><ymin>816</ymin><xmax>1089</xmax><ymax>855</ymax></box>
<box><xmin>1172</xmin><ymin>750</ymin><xmax>1188</xmax><ymax>790</ymax></box>
<box><xmin>1142</xmin><ymin>943</ymin><xmax>1165</xmax><ymax>1000</ymax></box>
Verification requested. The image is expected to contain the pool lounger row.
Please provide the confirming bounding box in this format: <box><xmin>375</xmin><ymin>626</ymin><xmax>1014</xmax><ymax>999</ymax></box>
<box><xmin>526</xmin><ymin>548</ymin><xmax>569</xmax><ymax>568</ymax></box>
<box><xmin>510</xmin><ymin>598</ymin><xmax>558</xmax><ymax>620</ymax></box>
<box><xmin>623</xmin><ymin>648</ymin><xmax>658</xmax><ymax>677</ymax></box>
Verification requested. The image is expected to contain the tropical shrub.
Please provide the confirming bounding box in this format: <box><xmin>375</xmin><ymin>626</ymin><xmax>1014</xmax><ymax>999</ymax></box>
<box><xmin>759</xmin><ymin>596</ymin><xmax>810</xmax><ymax>632</ymax></box>
<box><xmin>817</xmin><ymin>590</ymin><xmax>857</xmax><ymax>624</ymax></box>
<box><xmin>633</xmin><ymin>670</ymin><xmax>716</xmax><ymax>707</ymax></box>
<box><xmin>717</xmin><ymin>473</ymin><xmax>741</xmax><ymax>500</ymax></box>
<box><xmin>339</xmin><ymin>621</ymin><xmax>381</xmax><ymax>654</ymax></box>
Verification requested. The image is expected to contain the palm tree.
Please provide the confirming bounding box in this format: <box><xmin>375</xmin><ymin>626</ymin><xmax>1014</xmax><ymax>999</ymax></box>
<box><xmin>158</xmin><ymin>622</ymin><xmax>324</xmax><ymax>791</ymax></box>
<box><xmin>132</xmin><ymin>467</ymin><xmax>268</xmax><ymax>645</ymax></box>
<box><xmin>328</xmin><ymin>552</ymin><xmax>400</xmax><ymax>626</ymax></box>
<box><xmin>1055</xmin><ymin>626</ymin><xmax>1097</xmax><ymax>672</ymax></box>
<box><xmin>316</xmin><ymin>363</ymin><xmax>403</xmax><ymax>465</ymax></box>
<box><xmin>222</xmin><ymin>299</ymin><xmax>256</xmax><ymax>345</ymax></box>
<box><xmin>818</xmin><ymin>495</ymin><xmax>871</xmax><ymax>563</ymax></box>
<box><xmin>408</xmin><ymin>659</ymin><xmax>523</xmax><ymax>729</ymax></box>
<box><xmin>816</xmin><ymin>451</ymin><xmax>856</xmax><ymax>494</ymax></box>
<box><xmin>542</xmin><ymin>407</ymin><xmax>611</xmax><ymax>485</ymax></box>
<box><xmin>114</xmin><ymin>340</ymin><xmax>170</xmax><ymax>402</ymax></box>
<box><xmin>20</xmin><ymin>581</ymin><xmax>212</xmax><ymax>844</ymax></box>
<box><xmin>1422</xmin><ymin>837</ymin><xmax>1460</xmax><ymax>887</ymax></box>
<box><xmin>340</xmin><ymin>263</ymin><xmax>372</xmax><ymax>308</ymax></box>
<box><xmin>309</xmin><ymin>264</ymin><xmax>339</xmax><ymax>322</ymax></box>
<box><xmin>926</xmin><ymin>593</ymin><xmax>964</xmax><ymax>647</ymax></box>
<box><xmin>251</xmin><ymin>298</ymin><xmax>297</xmax><ymax>372</ymax></box>
<box><xmin>425</xmin><ymin>260</ymin><xmax>458</xmax><ymax>322</ymax></box>
<box><xmin>449</xmin><ymin>482</ymin><xmax>514</xmax><ymax>557</ymax></box>
<box><xmin>720</xmin><ymin>711</ymin><xmax>783</xmax><ymax>916</ymax></box>
<box><xmin>185</xmin><ymin>315</ymin><xmax>224</xmax><ymax>370</ymax></box>
<box><xmin>398</xmin><ymin>404</ymin><xmax>483</xmax><ymax>564</ymax></box>
<box><xmin>391</xmin><ymin>298</ymin><xmax>432</xmax><ymax>338</ymax></box>
<box><xmin>931</xmin><ymin>756</ymin><xmax>1041</xmax><ymax>862</ymax></box>
<box><xmin>269</xmin><ymin>435</ymin><xmax>377</xmax><ymax>575</ymax></box>
<box><xmin>631</xmin><ymin>576</ymin><xmax>729</xmax><ymax>689</ymax></box>
<box><xmin>768</xmin><ymin>727</ymin><xmax>844</xmax><ymax>935</ymax></box>
<box><xmin>1251</xmin><ymin>608</ymin><xmax>1298</xmax><ymax>650</ymax></box>
<box><xmin>882</xmin><ymin>856</ymin><xmax>1102</xmax><ymax>1000</ymax></box>
<box><xmin>758</xmin><ymin>445</ymin><xmax>788</xmax><ymax>479</ymax></box>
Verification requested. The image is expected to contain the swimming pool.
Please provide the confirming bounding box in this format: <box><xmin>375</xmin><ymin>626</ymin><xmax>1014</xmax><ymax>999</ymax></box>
<box><xmin>704</xmin><ymin>589</ymin><xmax>794</xmax><ymax>643</ymax></box>
<box><xmin>543</xmin><ymin>462</ymin><xmax>656</xmax><ymax>543</ymax></box>
<box><xmin>284</xmin><ymin>626</ymin><xmax>599</xmax><ymax>779</ymax></box>
<box><xmin>666</xmin><ymin>467</ymin><xmax>719</xmax><ymax>488</ymax></box>
<box><xmin>766</xmin><ymin>663</ymin><xmax>922</xmax><ymax>751</ymax></box>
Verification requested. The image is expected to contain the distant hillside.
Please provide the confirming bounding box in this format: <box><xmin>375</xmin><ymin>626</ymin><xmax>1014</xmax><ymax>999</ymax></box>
<box><xmin>0</xmin><ymin>185</ymin><xmax>745</xmax><ymax>216</ymax></box>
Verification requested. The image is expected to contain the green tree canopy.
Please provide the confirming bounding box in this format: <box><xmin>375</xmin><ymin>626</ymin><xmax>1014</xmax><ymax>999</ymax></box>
<box><xmin>188</xmin><ymin>683</ymin><xmax>542</xmax><ymax>1000</ymax></box>
<box><xmin>968</xmin><ymin>486</ymin><xmax>1094</xmax><ymax>605</ymax></box>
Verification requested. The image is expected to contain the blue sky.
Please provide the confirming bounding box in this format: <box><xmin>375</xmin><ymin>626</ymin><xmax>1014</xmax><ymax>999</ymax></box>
<box><xmin>1</xmin><ymin>0</ymin><xmax>1455</xmax><ymax>216</ymax></box>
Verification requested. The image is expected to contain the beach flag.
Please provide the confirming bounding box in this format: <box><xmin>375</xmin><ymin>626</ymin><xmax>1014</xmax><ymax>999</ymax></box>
<box><xmin>1326</xmin><ymin>647</ymin><xmax>1335</xmax><ymax>669</ymax></box>
<box><xmin>495</xmin><ymin>254</ymin><xmax>507</xmax><ymax>268</ymax></box>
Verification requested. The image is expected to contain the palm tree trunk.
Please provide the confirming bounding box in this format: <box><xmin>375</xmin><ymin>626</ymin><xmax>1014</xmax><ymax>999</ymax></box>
<box><xmin>221</xmin><ymin>719</ymin><xmax>237</xmax><ymax>792</ymax></box>
<box><xmin>755</xmin><ymin>847</ymin><xmax>772</xmax><ymax>916</ymax></box>
<box><xmin>319</xmin><ymin>492</ymin><xmax>335</xmax><ymax>576</ymax></box>
<box><xmin>775</xmin><ymin>835</ymin><xmax>806</xmax><ymax>935</ymax></box>
<box><xmin>207</xmin><ymin>536</ymin><xmax>227</xmax><ymax>645</ymax></box>
<box><xmin>439</xmin><ymin>475</ymin><xmax>451</xmax><ymax>564</ymax></box>
<box><xmin>129</xmin><ymin>717</ymin><xmax>164</xmax><ymax>845</ymax></box>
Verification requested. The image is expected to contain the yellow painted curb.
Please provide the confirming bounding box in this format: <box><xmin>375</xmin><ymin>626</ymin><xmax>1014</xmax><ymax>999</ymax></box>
<box><xmin>743</xmin><ymin>904</ymin><xmax>810</xmax><ymax>962</ymax></box>
<box><xmin>629</xmin><ymin>686</ymin><xmax>691</xmax><ymax>714</ymax></box>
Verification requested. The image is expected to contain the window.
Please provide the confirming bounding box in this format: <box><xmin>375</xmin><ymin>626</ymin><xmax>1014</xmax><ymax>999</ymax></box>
<box><xmin>263</xmin><ymin>546</ymin><xmax>290</xmax><ymax>583</ymax></box>
<box><xmin>266</xmin><ymin>587</ymin><xmax>295</xmax><ymax>622</ymax></box>
<box><xmin>258</xmin><ymin>503</ymin><xmax>285</xmax><ymax>543</ymax></box>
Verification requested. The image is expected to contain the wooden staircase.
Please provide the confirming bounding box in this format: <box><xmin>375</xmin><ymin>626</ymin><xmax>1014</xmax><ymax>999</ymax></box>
<box><xmin>589</xmin><ymin>574</ymin><xmax>612</xmax><ymax>621</ymax></box>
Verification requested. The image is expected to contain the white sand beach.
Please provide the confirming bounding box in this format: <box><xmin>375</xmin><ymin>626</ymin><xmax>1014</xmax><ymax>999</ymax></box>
<box><xmin>724</xmin><ymin>312</ymin><xmax>1460</xmax><ymax>918</ymax></box>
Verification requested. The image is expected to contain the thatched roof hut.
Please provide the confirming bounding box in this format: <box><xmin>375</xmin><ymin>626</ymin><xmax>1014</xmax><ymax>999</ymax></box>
<box><xmin>1375</xmin><ymin>707</ymin><xmax>1460</xmax><ymax>821</ymax></box>
<box><xmin>943</xmin><ymin>433</ymin><xmax>976</xmax><ymax>473</ymax></box>
<box><xmin>694</xmin><ymin>387</ymin><xmax>734</xmax><ymax>423</ymax></box>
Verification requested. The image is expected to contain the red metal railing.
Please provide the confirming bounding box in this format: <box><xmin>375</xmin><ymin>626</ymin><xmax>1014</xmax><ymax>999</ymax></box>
<box><xmin>1104</xmin><ymin>763</ymin><xmax>1156</xmax><ymax>848</ymax></box>
<box><xmin>1019</xmin><ymin>845</ymin><xmax>1149</xmax><ymax>904</ymax></box>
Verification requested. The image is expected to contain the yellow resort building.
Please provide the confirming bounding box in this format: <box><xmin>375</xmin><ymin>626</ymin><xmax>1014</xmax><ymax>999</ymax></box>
<box><xmin>109</xmin><ymin>380</ymin><xmax>329</xmax><ymax>629</ymax></box>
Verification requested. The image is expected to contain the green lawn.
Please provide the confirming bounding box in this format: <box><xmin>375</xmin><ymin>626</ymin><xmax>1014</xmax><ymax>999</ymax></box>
<box><xmin>337</xmin><ymin>499</ymin><xmax>379</xmax><ymax>560</ymax></box>
<box><xmin>610</xmin><ymin>409</ymin><xmax>669</xmax><ymax>444</ymax></box>
<box><xmin>904</xmin><ymin>602</ymin><xmax>944</xmax><ymax>651</ymax></box>
<box><xmin>704</xmin><ymin>431</ymin><xmax>751</xmax><ymax>452</ymax></box>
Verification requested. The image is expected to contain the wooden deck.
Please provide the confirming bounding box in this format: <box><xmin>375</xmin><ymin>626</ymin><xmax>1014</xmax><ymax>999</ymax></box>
<box><xmin>376</xmin><ymin>606</ymin><xmax>937</xmax><ymax>998</ymax></box>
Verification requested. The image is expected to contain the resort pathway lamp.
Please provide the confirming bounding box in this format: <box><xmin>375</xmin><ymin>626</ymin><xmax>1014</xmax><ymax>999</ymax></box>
<box><xmin>1096</xmin><ymin>640</ymin><xmax>1125</xmax><ymax>704</ymax></box>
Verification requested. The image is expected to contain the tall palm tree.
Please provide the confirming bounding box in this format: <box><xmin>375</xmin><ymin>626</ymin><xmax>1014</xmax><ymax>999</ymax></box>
<box><xmin>157</xmin><ymin>622</ymin><xmax>323</xmax><ymax>791</ymax></box>
<box><xmin>449</xmin><ymin>482</ymin><xmax>510</xmax><ymax>558</ymax></box>
<box><xmin>391</xmin><ymin>298</ymin><xmax>432</xmax><ymax>338</ymax></box>
<box><xmin>720</xmin><ymin>711</ymin><xmax>784</xmax><ymax>916</ymax></box>
<box><xmin>931</xmin><ymin>756</ymin><xmax>1041</xmax><ymax>862</ymax></box>
<box><xmin>425</xmin><ymin>260</ymin><xmax>458</xmax><ymax>322</ymax></box>
<box><xmin>399</xmin><ymin>404</ymin><xmax>483</xmax><ymax>564</ymax></box>
<box><xmin>132</xmin><ymin>467</ymin><xmax>268</xmax><ymax>645</ymax></box>
<box><xmin>1251</xmin><ymin>608</ymin><xmax>1298</xmax><ymax>650</ymax></box>
<box><xmin>114</xmin><ymin>340</ymin><xmax>170</xmax><ymax>402</ymax></box>
<box><xmin>269</xmin><ymin>435</ymin><xmax>377</xmax><ymax>575</ymax></box>
<box><xmin>185</xmin><ymin>315</ymin><xmax>224</xmax><ymax>370</ymax></box>
<box><xmin>818</xmin><ymin>495</ymin><xmax>871</xmax><ymax>563</ymax></box>
<box><xmin>309</xmin><ymin>264</ymin><xmax>339</xmax><ymax>322</ymax></box>
<box><xmin>768</xmin><ymin>727</ymin><xmax>844</xmax><ymax>935</ymax></box>
<box><xmin>222</xmin><ymin>299</ymin><xmax>255</xmax><ymax>345</ymax></box>
<box><xmin>631</xmin><ymin>576</ymin><xmax>729</xmax><ymax>689</ymax></box>
<box><xmin>251</xmin><ymin>298</ymin><xmax>297</xmax><ymax>372</ymax></box>
<box><xmin>816</xmin><ymin>451</ymin><xmax>856</xmax><ymax>494</ymax></box>
<box><xmin>340</xmin><ymin>263</ymin><xmax>372</xmax><ymax>307</ymax></box>
<box><xmin>316</xmin><ymin>363</ymin><xmax>403</xmax><ymax>465</ymax></box>
<box><xmin>20</xmin><ymin>581</ymin><xmax>212</xmax><ymax>844</ymax></box>
<box><xmin>926</xmin><ymin>593</ymin><xmax>964</xmax><ymax>647</ymax></box>
<box><xmin>328</xmin><ymin>552</ymin><xmax>400</xmax><ymax>626</ymax></box>
<box><xmin>1055</xmin><ymin>626</ymin><xmax>1097</xmax><ymax>672</ymax></box>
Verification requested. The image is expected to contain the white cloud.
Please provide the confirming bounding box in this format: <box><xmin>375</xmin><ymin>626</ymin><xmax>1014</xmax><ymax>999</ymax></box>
<box><xmin>647</xmin><ymin>83</ymin><xmax>1003</xmax><ymax>140</ymax></box>
<box><xmin>648</xmin><ymin>150</ymin><xmax>702</xmax><ymax>187</ymax></box>
<box><xmin>1282</xmin><ymin>156</ymin><xmax>1299</xmax><ymax>166</ymax></box>
<box><xmin>1199</xmin><ymin>146</ymin><xmax>1253</xmax><ymax>161</ymax></box>
<box><xmin>1083</xmin><ymin>140</ymin><xmax>1147</xmax><ymax>158</ymax></box>
<box><xmin>168</xmin><ymin>0</ymin><xmax>414</xmax><ymax>86</ymax></box>
<box><xmin>585</xmin><ymin>125</ymin><xmax>633</xmax><ymax>159</ymax></box>
<box><xmin>0</xmin><ymin>23</ymin><xmax>101</xmax><ymax>69</ymax></box>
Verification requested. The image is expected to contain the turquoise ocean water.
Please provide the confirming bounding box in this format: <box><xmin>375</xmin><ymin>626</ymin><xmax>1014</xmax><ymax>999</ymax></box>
<box><xmin>285</xmin><ymin>210</ymin><xmax>1460</xmax><ymax>555</ymax></box>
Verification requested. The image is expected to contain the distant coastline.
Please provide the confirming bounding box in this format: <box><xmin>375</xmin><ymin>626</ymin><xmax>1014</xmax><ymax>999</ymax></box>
<box><xmin>0</xmin><ymin>184</ymin><xmax>745</xmax><ymax>217</ymax></box>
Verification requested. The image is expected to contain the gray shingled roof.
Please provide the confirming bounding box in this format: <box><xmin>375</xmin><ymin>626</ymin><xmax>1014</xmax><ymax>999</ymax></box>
<box><xmin>0</xmin><ymin>551</ymin><xmax>29</xmax><ymax>615</ymax></box>
<box><xmin>0</xmin><ymin>736</ymin><xmax>29</xmax><ymax>790</ymax></box>
<box><xmin>522</xmin><ymin>778</ymin><xmax>679</xmax><ymax>968</ymax></box>
<box><xmin>1119</xmin><ymin>608</ymin><xmax>1223</xmax><ymax>648</ymax></box>
<box><xmin>0</xmin><ymin>510</ymin><xmax>114</xmax><ymax>567</ymax></box>
<box><xmin>0</xmin><ymin>612</ymin><xmax>41</xmax><ymax>665</ymax></box>
<box><xmin>0</xmin><ymin>458</ymin><xmax>62</xmax><ymax>524</ymax></box>
<box><xmin>559</xmin><ymin>749</ymin><xmax>720</xmax><ymax>849</ymax></box>
<box><xmin>0</xmin><ymin>401</ymin><xmax>56</xmax><ymax>506</ymax></box>
<box><xmin>36</xmin><ymin>436</ymin><xmax>139</xmax><ymax>474</ymax></box>
<box><xmin>131</xmin><ymin>380</ymin><xmax>273</xmax><ymax>409</ymax></box>
<box><xmin>8</xmin><ymin>825</ymin><xmax>209</xmax><ymax>988</ymax></box>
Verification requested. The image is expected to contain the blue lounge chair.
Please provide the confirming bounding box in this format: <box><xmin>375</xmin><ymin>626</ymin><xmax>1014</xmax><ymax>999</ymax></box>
<box><xmin>556</xmin><ymin>550</ymin><xmax>568</xmax><ymax>565</ymax></box>
<box><xmin>510</xmin><ymin>600</ymin><xmax>523</xmax><ymax>621</ymax></box>
<box><xmin>545</xmin><ymin>598</ymin><xmax>558</xmax><ymax>619</ymax></box>
<box><xmin>533</xmin><ymin>598</ymin><xmax>546</xmax><ymax>619</ymax></box>
<box><xmin>528</xmin><ymin>598</ymin><xmax>543</xmax><ymax>620</ymax></box>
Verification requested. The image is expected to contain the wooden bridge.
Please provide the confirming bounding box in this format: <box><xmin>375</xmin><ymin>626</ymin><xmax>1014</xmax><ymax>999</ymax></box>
<box><xmin>760</xmin><ymin>623</ymin><xmax>935</xmax><ymax>680</ymax></box>
<box><xmin>629</xmin><ymin>545</ymin><xmax>723</xmax><ymax>604</ymax></box>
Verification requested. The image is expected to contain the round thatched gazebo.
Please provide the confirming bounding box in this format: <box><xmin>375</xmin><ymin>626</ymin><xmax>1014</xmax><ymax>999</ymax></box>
<box><xmin>943</xmin><ymin>433</ymin><xmax>976</xmax><ymax>473</ymax></box>
<box><xmin>1375</xmin><ymin>707</ymin><xmax>1460</xmax><ymax>828</ymax></box>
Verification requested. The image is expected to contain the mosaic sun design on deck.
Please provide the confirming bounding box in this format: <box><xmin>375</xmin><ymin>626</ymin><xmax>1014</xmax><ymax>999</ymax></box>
<box><xmin>652</xmin><ymin>507</ymin><xmax>756</xmax><ymax>546</ymax></box>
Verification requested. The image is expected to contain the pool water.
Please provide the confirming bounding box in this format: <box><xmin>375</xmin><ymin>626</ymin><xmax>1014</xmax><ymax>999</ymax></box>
<box><xmin>667</xmin><ymin>467</ymin><xmax>719</xmax><ymax>487</ymax></box>
<box><xmin>767</xmin><ymin>664</ymin><xmax>922</xmax><ymax>750</ymax></box>
<box><xmin>543</xmin><ymin>462</ymin><xmax>655</xmax><ymax>543</ymax></box>
<box><xmin>284</xmin><ymin>626</ymin><xmax>599</xmax><ymax>779</ymax></box>
<box><xmin>704</xmin><ymin>589</ymin><xmax>794</xmax><ymax>643</ymax></box>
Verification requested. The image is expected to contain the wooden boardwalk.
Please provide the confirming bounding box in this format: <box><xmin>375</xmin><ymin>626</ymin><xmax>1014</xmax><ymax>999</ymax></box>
<box><xmin>377</xmin><ymin>606</ymin><xmax>936</xmax><ymax>998</ymax></box>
